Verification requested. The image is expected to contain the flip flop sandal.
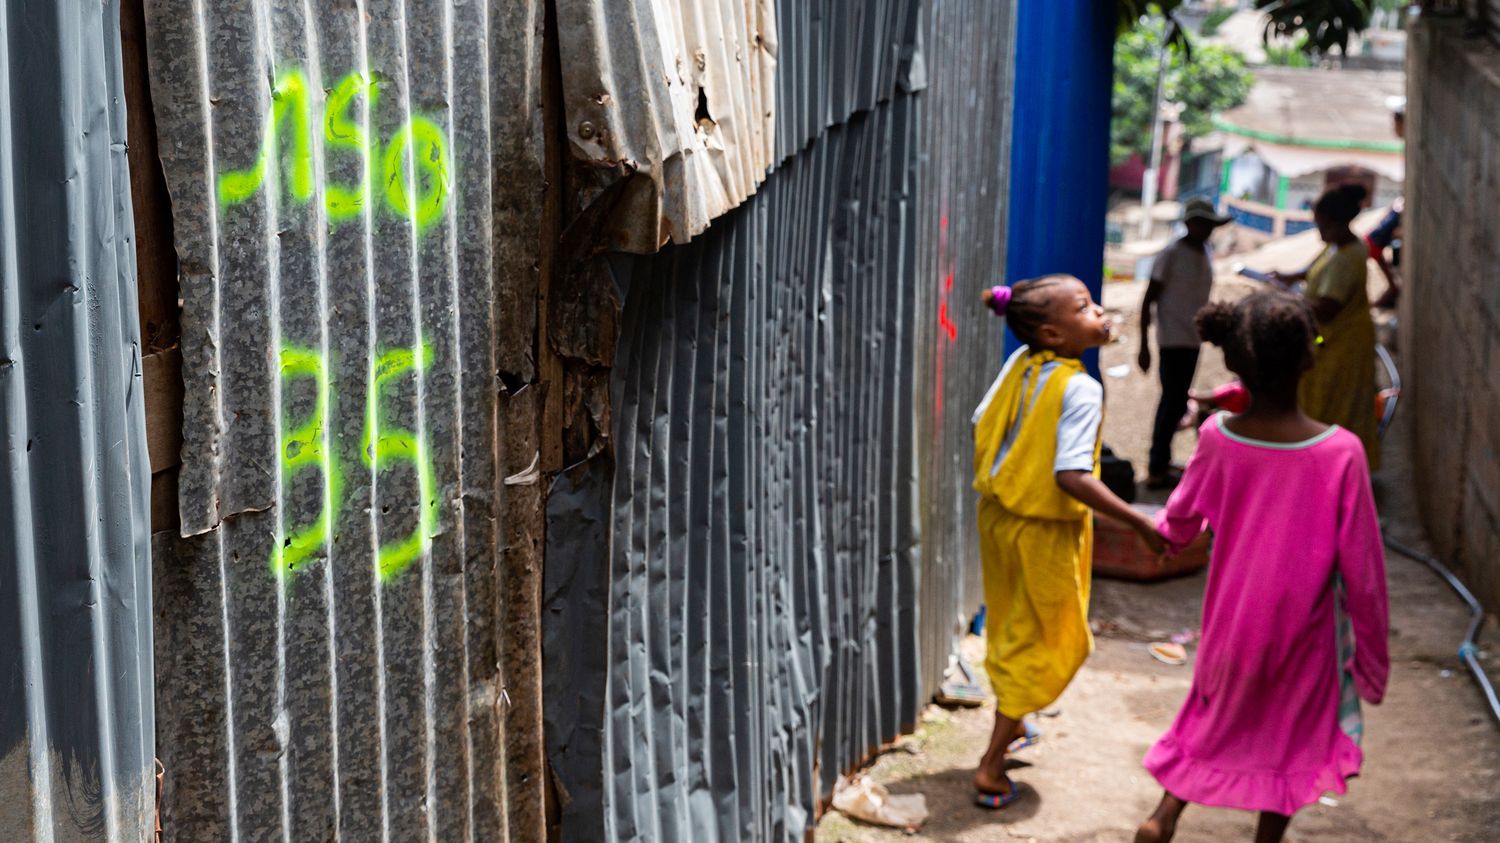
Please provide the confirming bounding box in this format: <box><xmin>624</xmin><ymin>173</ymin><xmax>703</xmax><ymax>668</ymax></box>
<box><xmin>1150</xmin><ymin>642</ymin><xmax>1187</xmax><ymax>665</ymax></box>
<box><xmin>974</xmin><ymin>777</ymin><xmax>1025</xmax><ymax>810</ymax></box>
<box><xmin>1006</xmin><ymin>720</ymin><xmax>1041</xmax><ymax>753</ymax></box>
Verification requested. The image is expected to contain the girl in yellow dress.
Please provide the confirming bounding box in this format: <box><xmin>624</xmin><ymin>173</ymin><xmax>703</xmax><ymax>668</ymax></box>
<box><xmin>971</xmin><ymin>275</ymin><xmax>1164</xmax><ymax>808</ymax></box>
<box><xmin>1270</xmin><ymin>184</ymin><xmax>1380</xmax><ymax>469</ymax></box>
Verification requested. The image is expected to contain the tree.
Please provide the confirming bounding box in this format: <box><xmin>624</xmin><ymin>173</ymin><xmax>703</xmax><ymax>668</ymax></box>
<box><xmin>1255</xmin><ymin>0</ymin><xmax>1376</xmax><ymax>55</ymax></box>
<box><xmin>1118</xmin><ymin>0</ymin><xmax>1379</xmax><ymax>56</ymax></box>
<box><xmin>1110</xmin><ymin>25</ymin><xmax>1253</xmax><ymax>167</ymax></box>
<box><xmin>1264</xmin><ymin>33</ymin><xmax>1315</xmax><ymax>67</ymax></box>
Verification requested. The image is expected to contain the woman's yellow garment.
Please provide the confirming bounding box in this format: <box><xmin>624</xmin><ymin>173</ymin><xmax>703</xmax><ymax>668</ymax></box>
<box><xmin>1301</xmin><ymin>241</ymin><xmax>1379</xmax><ymax>469</ymax></box>
<box><xmin>973</xmin><ymin>351</ymin><xmax>1100</xmax><ymax>721</ymax></box>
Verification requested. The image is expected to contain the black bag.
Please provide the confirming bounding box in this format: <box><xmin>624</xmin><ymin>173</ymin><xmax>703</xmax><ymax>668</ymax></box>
<box><xmin>1099</xmin><ymin>445</ymin><xmax>1136</xmax><ymax>504</ymax></box>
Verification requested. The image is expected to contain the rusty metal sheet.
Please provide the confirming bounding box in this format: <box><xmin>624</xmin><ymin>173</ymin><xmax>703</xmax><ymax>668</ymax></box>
<box><xmin>0</xmin><ymin>0</ymin><xmax>157</xmax><ymax>838</ymax></box>
<box><xmin>545</xmin><ymin>1</ymin><xmax>1016</xmax><ymax>838</ymax></box>
<box><xmin>140</xmin><ymin>0</ymin><xmax>546</xmax><ymax>838</ymax></box>
<box><xmin>556</xmin><ymin>0</ymin><xmax>778</xmax><ymax>251</ymax></box>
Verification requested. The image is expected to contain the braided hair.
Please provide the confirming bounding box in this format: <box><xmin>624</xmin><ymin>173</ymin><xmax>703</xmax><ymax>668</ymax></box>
<box><xmin>983</xmin><ymin>274</ymin><xmax>1074</xmax><ymax>348</ymax></box>
<box><xmin>1195</xmin><ymin>291</ymin><xmax>1318</xmax><ymax>397</ymax></box>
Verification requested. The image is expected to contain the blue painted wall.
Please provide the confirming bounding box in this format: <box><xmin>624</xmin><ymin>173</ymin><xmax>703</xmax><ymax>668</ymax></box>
<box><xmin>1004</xmin><ymin>1</ymin><xmax>1118</xmax><ymax>377</ymax></box>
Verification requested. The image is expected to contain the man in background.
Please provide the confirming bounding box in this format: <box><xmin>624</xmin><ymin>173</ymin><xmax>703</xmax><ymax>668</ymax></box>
<box><xmin>1137</xmin><ymin>197</ymin><xmax>1230</xmax><ymax>489</ymax></box>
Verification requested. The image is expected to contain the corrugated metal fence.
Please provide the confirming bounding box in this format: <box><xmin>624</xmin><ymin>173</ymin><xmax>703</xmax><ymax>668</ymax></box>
<box><xmin>545</xmin><ymin>1</ymin><xmax>1016</xmax><ymax>838</ymax></box>
<box><xmin>142</xmin><ymin>0</ymin><xmax>548</xmax><ymax>838</ymax></box>
<box><xmin>0</xmin><ymin>0</ymin><xmax>156</xmax><ymax>837</ymax></box>
<box><xmin>0</xmin><ymin>0</ymin><xmax>1024</xmax><ymax>839</ymax></box>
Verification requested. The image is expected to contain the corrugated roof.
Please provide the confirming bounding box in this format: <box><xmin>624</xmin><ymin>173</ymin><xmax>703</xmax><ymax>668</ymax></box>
<box><xmin>1217</xmin><ymin>66</ymin><xmax>1406</xmax><ymax>150</ymax></box>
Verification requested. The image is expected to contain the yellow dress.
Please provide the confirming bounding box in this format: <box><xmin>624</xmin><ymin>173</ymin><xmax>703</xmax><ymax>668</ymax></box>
<box><xmin>973</xmin><ymin>350</ymin><xmax>1101</xmax><ymax>721</ymax></box>
<box><xmin>1301</xmin><ymin>241</ymin><xmax>1379</xmax><ymax>469</ymax></box>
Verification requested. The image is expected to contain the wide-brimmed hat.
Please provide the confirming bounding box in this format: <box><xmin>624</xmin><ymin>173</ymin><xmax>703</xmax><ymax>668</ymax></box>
<box><xmin>1181</xmin><ymin>197</ymin><xmax>1231</xmax><ymax>226</ymax></box>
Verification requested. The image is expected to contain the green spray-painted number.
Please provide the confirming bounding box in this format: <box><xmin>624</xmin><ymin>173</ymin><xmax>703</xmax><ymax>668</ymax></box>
<box><xmin>383</xmin><ymin>117</ymin><xmax>452</xmax><ymax>232</ymax></box>
<box><xmin>324</xmin><ymin>72</ymin><xmax>378</xmax><ymax>222</ymax></box>
<box><xmin>363</xmin><ymin>344</ymin><xmax>438</xmax><ymax>581</ymax></box>
<box><xmin>219</xmin><ymin>69</ymin><xmax>314</xmax><ymax>208</ymax></box>
<box><xmin>217</xmin><ymin>66</ymin><xmax>453</xmax><ymax>231</ymax></box>
<box><xmin>270</xmin><ymin>346</ymin><xmax>341</xmax><ymax>579</ymax></box>
<box><xmin>270</xmin><ymin>342</ymin><xmax>438</xmax><ymax>584</ymax></box>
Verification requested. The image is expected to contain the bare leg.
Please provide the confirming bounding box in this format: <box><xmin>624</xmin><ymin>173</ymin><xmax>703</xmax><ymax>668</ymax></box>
<box><xmin>1254</xmin><ymin>811</ymin><xmax>1291</xmax><ymax>843</ymax></box>
<box><xmin>1373</xmin><ymin>259</ymin><xmax>1401</xmax><ymax>308</ymax></box>
<box><xmin>973</xmin><ymin>711</ymin><xmax>1019</xmax><ymax>795</ymax></box>
<box><xmin>1134</xmin><ymin>791</ymin><xmax>1188</xmax><ymax>843</ymax></box>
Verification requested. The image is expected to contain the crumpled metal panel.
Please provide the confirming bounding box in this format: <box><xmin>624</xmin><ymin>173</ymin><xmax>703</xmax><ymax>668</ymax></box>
<box><xmin>556</xmin><ymin>0</ymin><xmax>778</xmax><ymax>251</ymax></box>
<box><xmin>570</xmin><ymin>1</ymin><xmax>1016</xmax><ymax>838</ymax></box>
<box><xmin>555</xmin><ymin>0</ymin><xmax>936</xmax><ymax>254</ymax></box>
<box><xmin>141</xmin><ymin>0</ymin><xmax>546</xmax><ymax>839</ymax></box>
<box><xmin>0</xmin><ymin>0</ymin><xmax>157</xmax><ymax>838</ymax></box>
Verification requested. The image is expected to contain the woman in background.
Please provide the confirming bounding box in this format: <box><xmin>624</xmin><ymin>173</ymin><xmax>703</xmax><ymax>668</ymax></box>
<box><xmin>1269</xmin><ymin>184</ymin><xmax>1380</xmax><ymax>469</ymax></box>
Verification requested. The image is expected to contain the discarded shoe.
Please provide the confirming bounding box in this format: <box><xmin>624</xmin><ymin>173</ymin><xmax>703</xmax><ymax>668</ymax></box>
<box><xmin>936</xmin><ymin>680</ymin><xmax>986</xmax><ymax>708</ymax></box>
<box><xmin>832</xmin><ymin>774</ymin><xmax>929</xmax><ymax>830</ymax></box>
<box><xmin>1149</xmin><ymin>642</ymin><xmax>1187</xmax><ymax>666</ymax></box>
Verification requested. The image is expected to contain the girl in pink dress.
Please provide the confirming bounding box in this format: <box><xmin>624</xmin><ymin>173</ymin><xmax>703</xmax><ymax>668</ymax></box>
<box><xmin>1135</xmin><ymin>292</ymin><xmax>1390</xmax><ymax>843</ymax></box>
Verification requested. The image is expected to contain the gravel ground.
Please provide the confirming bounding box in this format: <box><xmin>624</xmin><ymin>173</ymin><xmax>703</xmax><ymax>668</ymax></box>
<box><xmin>814</xmin><ymin>279</ymin><xmax>1500</xmax><ymax>842</ymax></box>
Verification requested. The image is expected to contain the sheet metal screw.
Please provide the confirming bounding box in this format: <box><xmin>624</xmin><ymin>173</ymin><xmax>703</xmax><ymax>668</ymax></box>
<box><xmin>579</xmin><ymin>121</ymin><xmax>596</xmax><ymax>140</ymax></box>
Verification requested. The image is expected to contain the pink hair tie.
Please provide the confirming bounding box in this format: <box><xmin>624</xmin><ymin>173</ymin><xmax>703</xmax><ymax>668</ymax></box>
<box><xmin>987</xmin><ymin>285</ymin><xmax>1012</xmax><ymax>317</ymax></box>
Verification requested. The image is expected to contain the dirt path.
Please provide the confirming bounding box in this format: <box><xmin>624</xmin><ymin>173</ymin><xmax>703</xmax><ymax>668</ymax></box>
<box><xmin>814</xmin><ymin>280</ymin><xmax>1500</xmax><ymax>841</ymax></box>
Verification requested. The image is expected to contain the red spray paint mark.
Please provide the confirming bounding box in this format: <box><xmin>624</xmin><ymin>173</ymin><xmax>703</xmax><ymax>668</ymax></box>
<box><xmin>938</xmin><ymin>271</ymin><xmax>958</xmax><ymax>341</ymax></box>
<box><xmin>934</xmin><ymin>213</ymin><xmax>956</xmax><ymax>419</ymax></box>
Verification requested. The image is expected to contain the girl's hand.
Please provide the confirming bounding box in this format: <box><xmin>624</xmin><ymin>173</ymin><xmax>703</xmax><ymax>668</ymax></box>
<box><xmin>1140</xmin><ymin>522</ymin><xmax>1164</xmax><ymax>555</ymax></box>
<box><xmin>1137</xmin><ymin>344</ymin><xmax>1151</xmax><ymax>373</ymax></box>
<box><xmin>1135</xmin><ymin>516</ymin><xmax>1167</xmax><ymax>555</ymax></box>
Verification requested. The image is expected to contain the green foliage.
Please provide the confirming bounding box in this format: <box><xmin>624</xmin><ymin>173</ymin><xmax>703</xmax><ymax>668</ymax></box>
<box><xmin>1264</xmin><ymin>33</ymin><xmax>1315</xmax><ymax>66</ymax></box>
<box><xmin>1118</xmin><ymin>0</ymin><xmax>1185</xmax><ymax>32</ymax></box>
<box><xmin>1111</xmin><ymin>25</ymin><xmax>1253</xmax><ymax>166</ymax></box>
<box><xmin>1118</xmin><ymin>1</ymin><xmax>1191</xmax><ymax>52</ymax></box>
<box><xmin>1119</xmin><ymin>1</ymin><xmax>1379</xmax><ymax>57</ymax></box>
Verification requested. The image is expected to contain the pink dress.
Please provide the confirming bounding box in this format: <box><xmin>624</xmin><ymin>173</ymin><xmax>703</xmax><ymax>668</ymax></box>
<box><xmin>1144</xmin><ymin>414</ymin><xmax>1390</xmax><ymax>816</ymax></box>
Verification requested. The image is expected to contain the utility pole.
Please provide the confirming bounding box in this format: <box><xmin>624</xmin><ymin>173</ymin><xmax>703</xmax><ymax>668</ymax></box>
<box><xmin>1138</xmin><ymin>23</ymin><xmax>1173</xmax><ymax>240</ymax></box>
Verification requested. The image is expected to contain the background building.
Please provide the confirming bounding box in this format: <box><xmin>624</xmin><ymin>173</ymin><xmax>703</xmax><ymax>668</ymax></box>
<box><xmin>1213</xmin><ymin>66</ymin><xmax>1405</xmax><ymax>241</ymax></box>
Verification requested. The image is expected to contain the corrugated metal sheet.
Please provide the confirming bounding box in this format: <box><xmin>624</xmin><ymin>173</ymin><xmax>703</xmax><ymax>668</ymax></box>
<box><xmin>132</xmin><ymin>0</ymin><xmax>1019</xmax><ymax>838</ymax></box>
<box><xmin>140</xmin><ymin>1</ymin><xmax>547</xmax><ymax>838</ymax></box>
<box><xmin>0</xmin><ymin>0</ymin><xmax>157</xmax><ymax>838</ymax></box>
<box><xmin>554</xmin><ymin>0</ymin><xmax>928</xmax><ymax>253</ymax></box>
<box><xmin>545</xmin><ymin>1</ymin><xmax>1017</xmax><ymax>838</ymax></box>
<box><xmin>556</xmin><ymin>0</ymin><xmax>777</xmax><ymax>252</ymax></box>
<box><xmin>911</xmin><ymin>0</ymin><xmax>1017</xmax><ymax>711</ymax></box>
